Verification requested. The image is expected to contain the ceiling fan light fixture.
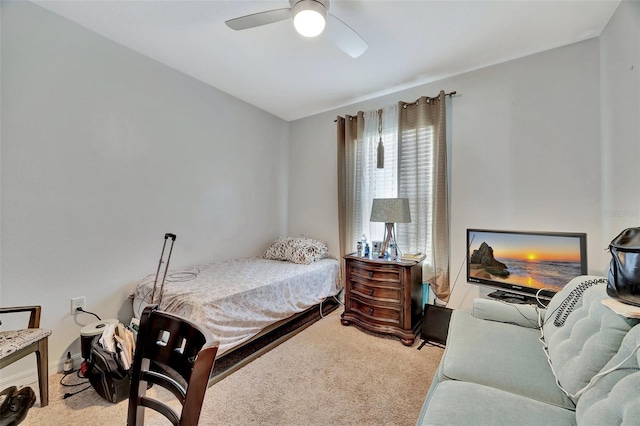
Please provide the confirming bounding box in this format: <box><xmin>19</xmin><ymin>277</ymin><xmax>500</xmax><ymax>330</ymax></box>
<box><xmin>292</xmin><ymin>0</ymin><xmax>327</xmax><ymax>38</ymax></box>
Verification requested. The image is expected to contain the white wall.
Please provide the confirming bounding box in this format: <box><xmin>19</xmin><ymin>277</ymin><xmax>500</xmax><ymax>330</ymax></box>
<box><xmin>290</xmin><ymin>39</ymin><xmax>605</xmax><ymax>310</ymax></box>
<box><xmin>1</xmin><ymin>1</ymin><xmax>289</xmax><ymax>382</ymax></box>
<box><xmin>600</xmin><ymin>0</ymin><xmax>640</xmax><ymax>241</ymax></box>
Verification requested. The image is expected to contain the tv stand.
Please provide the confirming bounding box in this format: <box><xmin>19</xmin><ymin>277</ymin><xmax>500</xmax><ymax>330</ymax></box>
<box><xmin>487</xmin><ymin>290</ymin><xmax>546</xmax><ymax>307</ymax></box>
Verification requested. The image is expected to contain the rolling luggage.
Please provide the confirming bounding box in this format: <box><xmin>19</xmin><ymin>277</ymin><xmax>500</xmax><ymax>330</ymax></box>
<box><xmin>150</xmin><ymin>233</ymin><xmax>177</xmax><ymax>305</ymax></box>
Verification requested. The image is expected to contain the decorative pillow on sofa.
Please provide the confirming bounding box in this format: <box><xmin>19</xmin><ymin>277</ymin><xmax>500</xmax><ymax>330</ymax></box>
<box><xmin>264</xmin><ymin>236</ymin><xmax>328</xmax><ymax>264</ymax></box>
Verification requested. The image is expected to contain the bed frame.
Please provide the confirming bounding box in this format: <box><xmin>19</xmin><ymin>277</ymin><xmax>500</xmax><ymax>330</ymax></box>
<box><xmin>209</xmin><ymin>296</ymin><xmax>340</xmax><ymax>385</ymax></box>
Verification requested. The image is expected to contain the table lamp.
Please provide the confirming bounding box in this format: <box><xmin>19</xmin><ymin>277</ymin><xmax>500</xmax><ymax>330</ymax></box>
<box><xmin>370</xmin><ymin>198</ymin><xmax>411</xmax><ymax>258</ymax></box>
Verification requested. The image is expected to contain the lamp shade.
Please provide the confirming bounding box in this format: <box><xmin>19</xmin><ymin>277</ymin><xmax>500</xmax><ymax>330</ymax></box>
<box><xmin>370</xmin><ymin>198</ymin><xmax>411</xmax><ymax>223</ymax></box>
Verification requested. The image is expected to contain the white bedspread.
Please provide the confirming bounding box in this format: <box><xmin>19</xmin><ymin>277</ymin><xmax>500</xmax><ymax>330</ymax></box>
<box><xmin>133</xmin><ymin>257</ymin><xmax>341</xmax><ymax>356</ymax></box>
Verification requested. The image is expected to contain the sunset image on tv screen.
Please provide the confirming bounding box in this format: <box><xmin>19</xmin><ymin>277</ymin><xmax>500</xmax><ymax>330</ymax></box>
<box><xmin>468</xmin><ymin>231</ymin><xmax>584</xmax><ymax>290</ymax></box>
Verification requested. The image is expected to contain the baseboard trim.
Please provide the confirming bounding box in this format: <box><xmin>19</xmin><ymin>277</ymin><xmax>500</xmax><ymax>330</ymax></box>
<box><xmin>0</xmin><ymin>352</ymin><xmax>84</xmax><ymax>390</ymax></box>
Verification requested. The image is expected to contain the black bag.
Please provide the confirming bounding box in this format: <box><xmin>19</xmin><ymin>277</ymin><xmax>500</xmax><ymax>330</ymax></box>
<box><xmin>88</xmin><ymin>336</ymin><xmax>130</xmax><ymax>403</ymax></box>
<box><xmin>607</xmin><ymin>227</ymin><xmax>640</xmax><ymax>307</ymax></box>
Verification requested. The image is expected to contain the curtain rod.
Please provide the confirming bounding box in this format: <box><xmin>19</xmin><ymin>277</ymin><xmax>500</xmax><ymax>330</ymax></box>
<box><xmin>334</xmin><ymin>90</ymin><xmax>457</xmax><ymax>122</ymax></box>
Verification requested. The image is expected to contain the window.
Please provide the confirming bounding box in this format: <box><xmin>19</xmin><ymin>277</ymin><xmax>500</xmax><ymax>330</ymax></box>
<box><xmin>338</xmin><ymin>92</ymin><xmax>449</xmax><ymax>299</ymax></box>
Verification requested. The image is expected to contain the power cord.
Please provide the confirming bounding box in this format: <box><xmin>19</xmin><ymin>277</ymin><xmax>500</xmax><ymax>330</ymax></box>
<box><xmin>75</xmin><ymin>307</ymin><xmax>101</xmax><ymax>321</ymax></box>
<box><xmin>442</xmin><ymin>234</ymin><xmax>475</xmax><ymax>309</ymax></box>
<box><xmin>60</xmin><ymin>369</ymin><xmax>92</xmax><ymax>399</ymax></box>
<box><xmin>63</xmin><ymin>384</ymin><xmax>92</xmax><ymax>400</ymax></box>
<box><xmin>319</xmin><ymin>288</ymin><xmax>345</xmax><ymax>318</ymax></box>
<box><xmin>535</xmin><ymin>288</ymin><xmax>550</xmax><ymax>309</ymax></box>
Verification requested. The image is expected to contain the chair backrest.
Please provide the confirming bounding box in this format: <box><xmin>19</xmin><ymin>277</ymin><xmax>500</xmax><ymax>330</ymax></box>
<box><xmin>127</xmin><ymin>305</ymin><xmax>218</xmax><ymax>426</ymax></box>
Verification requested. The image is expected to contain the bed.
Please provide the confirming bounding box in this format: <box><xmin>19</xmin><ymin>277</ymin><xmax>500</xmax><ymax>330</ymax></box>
<box><xmin>132</xmin><ymin>250</ymin><xmax>341</xmax><ymax>359</ymax></box>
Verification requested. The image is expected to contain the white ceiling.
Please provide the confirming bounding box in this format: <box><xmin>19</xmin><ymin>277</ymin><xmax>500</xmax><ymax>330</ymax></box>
<box><xmin>32</xmin><ymin>0</ymin><xmax>621</xmax><ymax>121</ymax></box>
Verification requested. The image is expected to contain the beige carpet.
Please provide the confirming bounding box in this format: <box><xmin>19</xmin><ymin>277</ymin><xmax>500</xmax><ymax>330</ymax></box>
<box><xmin>22</xmin><ymin>310</ymin><xmax>443</xmax><ymax>425</ymax></box>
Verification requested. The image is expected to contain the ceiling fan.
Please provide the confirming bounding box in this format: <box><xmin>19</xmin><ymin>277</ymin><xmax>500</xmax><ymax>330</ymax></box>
<box><xmin>225</xmin><ymin>0</ymin><xmax>368</xmax><ymax>58</ymax></box>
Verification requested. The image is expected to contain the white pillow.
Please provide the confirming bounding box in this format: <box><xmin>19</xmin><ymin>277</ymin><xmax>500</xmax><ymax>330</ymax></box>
<box><xmin>264</xmin><ymin>236</ymin><xmax>328</xmax><ymax>264</ymax></box>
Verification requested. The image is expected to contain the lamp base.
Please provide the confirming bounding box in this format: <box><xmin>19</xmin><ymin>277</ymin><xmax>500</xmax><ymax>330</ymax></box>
<box><xmin>378</xmin><ymin>223</ymin><xmax>394</xmax><ymax>258</ymax></box>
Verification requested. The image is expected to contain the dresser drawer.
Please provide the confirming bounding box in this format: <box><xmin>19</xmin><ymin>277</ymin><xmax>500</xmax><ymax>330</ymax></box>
<box><xmin>349</xmin><ymin>279</ymin><xmax>402</xmax><ymax>304</ymax></box>
<box><xmin>350</xmin><ymin>297</ymin><xmax>401</xmax><ymax>327</ymax></box>
<box><xmin>342</xmin><ymin>254</ymin><xmax>423</xmax><ymax>346</ymax></box>
<box><xmin>348</xmin><ymin>261</ymin><xmax>401</xmax><ymax>284</ymax></box>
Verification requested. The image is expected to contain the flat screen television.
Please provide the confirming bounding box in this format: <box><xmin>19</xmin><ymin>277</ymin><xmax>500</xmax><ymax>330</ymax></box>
<box><xmin>467</xmin><ymin>229</ymin><xmax>588</xmax><ymax>301</ymax></box>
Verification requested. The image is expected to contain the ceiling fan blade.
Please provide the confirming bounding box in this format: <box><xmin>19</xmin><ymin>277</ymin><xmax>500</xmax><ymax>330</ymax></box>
<box><xmin>326</xmin><ymin>14</ymin><xmax>368</xmax><ymax>58</ymax></box>
<box><xmin>225</xmin><ymin>8</ymin><xmax>292</xmax><ymax>31</ymax></box>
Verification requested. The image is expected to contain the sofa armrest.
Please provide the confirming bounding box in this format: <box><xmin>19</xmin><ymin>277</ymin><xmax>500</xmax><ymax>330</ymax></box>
<box><xmin>472</xmin><ymin>298</ymin><xmax>542</xmax><ymax>329</ymax></box>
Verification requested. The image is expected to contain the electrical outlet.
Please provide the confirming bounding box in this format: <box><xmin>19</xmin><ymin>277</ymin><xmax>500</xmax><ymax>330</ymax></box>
<box><xmin>70</xmin><ymin>296</ymin><xmax>86</xmax><ymax>315</ymax></box>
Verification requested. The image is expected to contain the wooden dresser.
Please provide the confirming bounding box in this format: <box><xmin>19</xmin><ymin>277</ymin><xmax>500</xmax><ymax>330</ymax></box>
<box><xmin>341</xmin><ymin>254</ymin><xmax>423</xmax><ymax>346</ymax></box>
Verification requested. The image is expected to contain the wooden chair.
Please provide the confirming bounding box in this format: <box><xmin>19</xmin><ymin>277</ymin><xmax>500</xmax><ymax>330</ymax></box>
<box><xmin>0</xmin><ymin>306</ymin><xmax>51</xmax><ymax>407</ymax></box>
<box><xmin>127</xmin><ymin>305</ymin><xmax>218</xmax><ymax>426</ymax></box>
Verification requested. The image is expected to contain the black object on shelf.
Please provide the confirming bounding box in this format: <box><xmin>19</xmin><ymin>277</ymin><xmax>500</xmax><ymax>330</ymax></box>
<box><xmin>487</xmin><ymin>290</ymin><xmax>546</xmax><ymax>306</ymax></box>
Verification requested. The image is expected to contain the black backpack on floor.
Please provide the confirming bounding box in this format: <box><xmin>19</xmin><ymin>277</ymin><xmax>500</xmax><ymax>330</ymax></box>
<box><xmin>88</xmin><ymin>336</ymin><xmax>130</xmax><ymax>403</ymax></box>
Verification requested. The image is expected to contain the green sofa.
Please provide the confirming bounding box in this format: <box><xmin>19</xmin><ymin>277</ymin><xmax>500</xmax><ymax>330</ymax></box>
<box><xmin>417</xmin><ymin>276</ymin><xmax>640</xmax><ymax>425</ymax></box>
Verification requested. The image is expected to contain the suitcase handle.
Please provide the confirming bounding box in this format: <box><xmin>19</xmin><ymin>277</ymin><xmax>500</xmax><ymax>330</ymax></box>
<box><xmin>152</xmin><ymin>233</ymin><xmax>177</xmax><ymax>303</ymax></box>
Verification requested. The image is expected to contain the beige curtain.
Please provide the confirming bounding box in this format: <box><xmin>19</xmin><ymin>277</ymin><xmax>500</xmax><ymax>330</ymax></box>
<box><xmin>336</xmin><ymin>112</ymin><xmax>364</xmax><ymax>261</ymax></box>
<box><xmin>396</xmin><ymin>90</ymin><xmax>450</xmax><ymax>301</ymax></box>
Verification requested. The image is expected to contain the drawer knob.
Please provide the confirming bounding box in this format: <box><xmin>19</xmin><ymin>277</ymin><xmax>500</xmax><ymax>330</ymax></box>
<box><xmin>369</xmin><ymin>307</ymin><xmax>374</xmax><ymax>315</ymax></box>
<box><xmin>369</xmin><ymin>271</ymin><xmax>374</xmax><ymax>277</ymax></box>
<box><xmin>368</xmin><ymin>288</ymin><xmax>374</xmax><ymax>296</ymax></box>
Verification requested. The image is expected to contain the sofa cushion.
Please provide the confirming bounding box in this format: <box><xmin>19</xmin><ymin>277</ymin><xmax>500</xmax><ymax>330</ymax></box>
<box><xmin>439</xmin><ymin>310</ymin><xmax>575</xmax><ymax>409</ymax></box>
<box><xmin>575</xmin><ymin>324</ymin><xmax>640</xmax><ymax>425</ymax></box>
<box><xmin>542</xmin><ymin>281</ymin><xmax>639</xmax><ymax>401</ymax></box>
<box><xmin>472</xmin><ymin>298</ymin><xmax>541</xmax><ymax>329</ymax></box>
<box><xmin>417</xmin><ymin>380</ymin><xmax>576</xmax><ymax>426</ymax></box>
